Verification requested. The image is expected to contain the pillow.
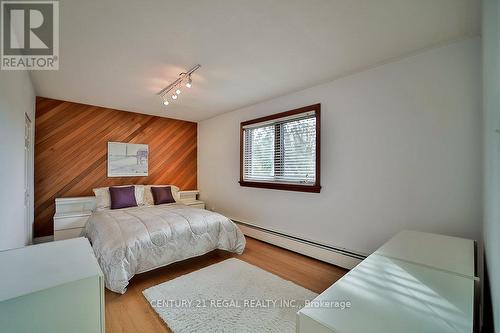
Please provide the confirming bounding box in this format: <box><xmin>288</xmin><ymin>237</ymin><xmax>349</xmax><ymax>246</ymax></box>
<box><xmin>151</xmin><ymin>186</ymin><xmax>176</xmax><ymax>205</ymax></box>
<box><xmin>143</xmin><ymin>185</ymin><xmax>179</xmax><ymax>206</ymax></box>
<box><xmin>109</xmin><ymin>186</ymin><xmax>137</xmax><ymax>209</ymax></box>
<box><xmin>93</xmin><ymin>187</ymin><xmax>112</xmax><ymax>211</ymax></box>
<box><xmin>93</xmin><ymin>185</ymin><xmax>144</xmax><ymax>210</ymax></box>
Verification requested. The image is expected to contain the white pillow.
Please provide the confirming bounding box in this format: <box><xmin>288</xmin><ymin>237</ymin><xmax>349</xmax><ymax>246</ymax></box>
<box><xmin>93</xmin><ymin>185</ymin><xmax>145</xmax><ymax>211</ymax></box>
<box><xmin>143</xmin><ymin>185</ymin><xmax>180</xmax><ymax>206</ymax></box>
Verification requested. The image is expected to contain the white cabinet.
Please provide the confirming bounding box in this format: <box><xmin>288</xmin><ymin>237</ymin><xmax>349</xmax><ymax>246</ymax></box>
<box><xmin>0</xmin><ymin>238</ymin><xmax>105</xmax><ymax>333</ymax></box>
<box><xmin>297</xmin><ymin>231</ymin><xmax>477</xmax><ymax>333</ymax></box>
<box><xmin>374</xmin><ymin>230</ymin><xmax>476</xmax><ymax>278</ymax></box>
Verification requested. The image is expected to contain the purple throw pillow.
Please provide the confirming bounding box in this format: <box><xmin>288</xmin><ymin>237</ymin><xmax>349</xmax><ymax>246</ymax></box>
<box><xmin>109</xmin><ymin>186</ymin><xmax>137</xmax><ymax>209</ymax></box>
<box><xmin>151</xmin><ymin>186</ymin><xmax>176</xmax><ymax>205</ymax></box>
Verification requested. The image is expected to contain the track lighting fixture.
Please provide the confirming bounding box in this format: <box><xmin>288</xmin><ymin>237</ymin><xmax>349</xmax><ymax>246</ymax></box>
<box><xmin>158</xmin><ymin>64</ymin><xmax>200</xmax><ymax>108</ymax></box>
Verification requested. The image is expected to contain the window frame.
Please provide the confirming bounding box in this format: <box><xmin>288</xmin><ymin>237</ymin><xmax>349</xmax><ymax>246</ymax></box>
<box><xmin>239</xmin><ymin>103</ymin><xmax>321</xmax><ymax>193</ymax></box>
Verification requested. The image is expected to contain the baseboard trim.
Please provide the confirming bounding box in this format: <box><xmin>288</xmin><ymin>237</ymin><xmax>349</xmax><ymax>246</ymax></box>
<box><xmin>232</xmin><ymin>219</ymin><xmax>364</xmax><ymax>270</ymax></box>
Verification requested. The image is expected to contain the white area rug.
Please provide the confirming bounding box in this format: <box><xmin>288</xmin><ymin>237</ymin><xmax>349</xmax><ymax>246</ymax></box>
<box><xmin>143</xmin><ymin>258</ymin><xmax>317</xmax><ymax>333</ymax></box>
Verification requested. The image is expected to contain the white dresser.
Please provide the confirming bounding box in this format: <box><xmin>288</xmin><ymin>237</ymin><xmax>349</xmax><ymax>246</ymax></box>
<box><xmin>297</xmin><ymin>231</ymin><xmax>478</xmax><ymax>333</ymax></box>
<box><xmin>0</xmin><ymin>238</ymin><xmax>105</xmax><ymax>332</ymax></box>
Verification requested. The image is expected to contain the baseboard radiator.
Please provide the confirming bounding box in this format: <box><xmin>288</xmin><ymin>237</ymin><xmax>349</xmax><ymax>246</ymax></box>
<box><xmin>233</xmin><ymin>220</ymin><xmax>365</xmax><ymax>270</ymax></box>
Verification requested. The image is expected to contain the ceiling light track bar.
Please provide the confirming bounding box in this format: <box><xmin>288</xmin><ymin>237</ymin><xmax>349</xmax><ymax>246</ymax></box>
<box><xmin>157</xmin><ymin>64</ymin><xmax>201</xmax><ymax>97</ymax></box>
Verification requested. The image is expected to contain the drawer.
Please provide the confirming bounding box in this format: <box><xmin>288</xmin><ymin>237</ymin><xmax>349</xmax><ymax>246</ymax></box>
<box><xmin>54</xmin><ymin>228</ymin><xmax>84</xmax><ymax>241</ymax></box>
<box><xmin>178</xmin><ymin>190</ymin><xmax>199</xmax><ymax>203</ymax></box>
<box><xmin>54</xmin><ymin>215</ymin><xmax>90</xmax><ymax>230</ymax></box>
<box><xmin>189</xmin><ymin>203</ymin><xmax>205</xmax><ymax>209</ymax></box>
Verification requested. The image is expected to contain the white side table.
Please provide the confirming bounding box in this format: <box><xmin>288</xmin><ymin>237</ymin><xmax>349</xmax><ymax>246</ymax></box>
<box><xmin>178</xmin><ymin>190</ymin><xmax>205</xmax><ymax>209</ymax></box>
<box><xmin>53</xmin><ymin>196</ymin><xmax>96</xmax><ymax>241</ymax></box>
<box><xmin>54</xmin><ymin>211</ymin><xmax>91</xmax><ymax>241</ymax></box>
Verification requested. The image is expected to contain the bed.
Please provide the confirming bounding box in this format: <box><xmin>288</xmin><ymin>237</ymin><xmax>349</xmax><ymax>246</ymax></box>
<box><xmin>84</xmin><ymin>202</ymin><xmax>246</xmax><ymax>294</ymax></box>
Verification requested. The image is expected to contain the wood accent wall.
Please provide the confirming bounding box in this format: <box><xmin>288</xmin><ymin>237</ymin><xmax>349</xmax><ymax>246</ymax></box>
<box><xmin>34</xmin><ymin>97</ymin><xmax>197</xmax><ymax>237</ymax></box>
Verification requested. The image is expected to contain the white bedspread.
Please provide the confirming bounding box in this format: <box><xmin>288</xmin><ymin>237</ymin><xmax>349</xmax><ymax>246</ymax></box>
<box><xmin>84</xmin><ymin>204</ymin><xmax>246</xmax><ymax>293</ymax></box>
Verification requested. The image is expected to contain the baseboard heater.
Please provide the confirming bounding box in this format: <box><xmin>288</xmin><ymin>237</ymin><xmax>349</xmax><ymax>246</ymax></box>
<box><xmin>232</xmin><ymin>220</ymin><xmax>365</xmax><ymax>270</ymax></box>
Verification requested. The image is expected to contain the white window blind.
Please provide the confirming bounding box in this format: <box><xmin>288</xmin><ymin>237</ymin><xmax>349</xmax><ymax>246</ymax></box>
<box><xmin>242</xmin><ymin>111</ymin><xmax>317</xmax><ymax>185</ymax></box>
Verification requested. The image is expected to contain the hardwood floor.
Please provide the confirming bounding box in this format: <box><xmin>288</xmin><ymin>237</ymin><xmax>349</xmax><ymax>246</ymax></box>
<box><xmin>105</xmin><ymin>236</ymin><xmax>347</xmax><ymax>333</ymax></box>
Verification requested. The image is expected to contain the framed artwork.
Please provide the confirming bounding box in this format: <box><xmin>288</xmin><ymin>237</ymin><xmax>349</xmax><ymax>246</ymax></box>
<box><xmin>107</xmin><ymin>142</ymin><xmax>149</xmax><ymax>177</ymax></box>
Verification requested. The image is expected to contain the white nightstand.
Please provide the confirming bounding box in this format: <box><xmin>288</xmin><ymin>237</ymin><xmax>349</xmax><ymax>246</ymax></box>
<box><xmin>54</xmin><ymin>197</ymin><xmax>96</xmax><ymax>241</ymax></box>
<box><xmin>54</xmin><ymin>211</ymin><xmax>91</xmax><ymax>241</ymax></box>
<box><xmin>178</xmin><ymin>190</ymin><xmax>205</xmax><ymax>209</ymax></box>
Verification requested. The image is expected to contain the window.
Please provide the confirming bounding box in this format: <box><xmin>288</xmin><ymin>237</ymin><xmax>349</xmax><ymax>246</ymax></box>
<box><xmin>240</xmin><ymin>104</ymin><xmax>321</xmax><ymax>193</ymax></box>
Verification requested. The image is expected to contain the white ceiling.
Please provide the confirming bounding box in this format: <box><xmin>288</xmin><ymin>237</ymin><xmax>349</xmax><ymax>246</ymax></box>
<box><xmin>30</xmin><ymin>0</ymin><xmax>480</xmax><ymax>122</ymax></box>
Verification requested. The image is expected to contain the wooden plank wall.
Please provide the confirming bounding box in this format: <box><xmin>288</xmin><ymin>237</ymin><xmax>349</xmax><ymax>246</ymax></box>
<box><xmin>34</xmin><ymin>97</ymin><xmax>197</xmax><ymax>237</ymax></box>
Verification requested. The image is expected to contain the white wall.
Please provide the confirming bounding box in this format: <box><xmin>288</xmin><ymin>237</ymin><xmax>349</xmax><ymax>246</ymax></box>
<box><xmin>199</xmin><ymin>37</ymin><xmax>481</xmax><ymax>255</ymax></box>
<box><xmin>482</xmin><ymin>0</ymin><xmax>500</xmax><ymax>329</ymax></box>
<box><xmin>0</xmin><ymin>70</ymin><xmax>36</xmax><ymax>250</ymax></box>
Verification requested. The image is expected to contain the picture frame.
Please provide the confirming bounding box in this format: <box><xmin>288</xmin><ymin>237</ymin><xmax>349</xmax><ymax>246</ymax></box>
<box><xmin>107</xmin><ymin>142</ymin><xmax>149</xmax><ymax>177</ymax></box>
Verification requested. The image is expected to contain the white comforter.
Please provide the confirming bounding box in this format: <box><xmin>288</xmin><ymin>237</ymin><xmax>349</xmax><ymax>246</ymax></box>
<box><xmin>84</xmin><ymin>204</ymin><xmax>246</xmax><ymax>294</ymax></box>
